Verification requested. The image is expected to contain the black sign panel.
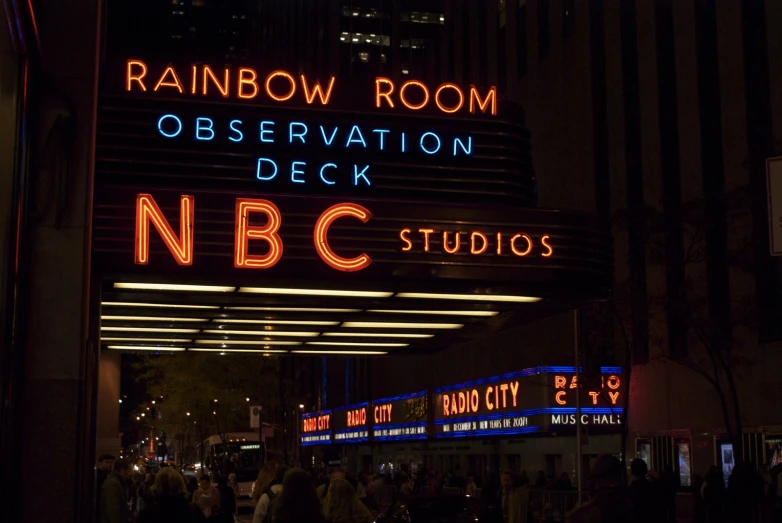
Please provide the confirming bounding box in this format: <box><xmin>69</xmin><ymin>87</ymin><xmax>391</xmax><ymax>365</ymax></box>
<box><xmin>331</xmin><ymin>402</ymin><xmax>369</xmax><ymax>443</ymax></box>
<box><xmin>301</xmin><ymin>410</ymin><xmax>332</xmax><ymax>446</ymax></box>
<box><xmin>371</xmin><ymin>391</ymin><xmax>428</xmax><ymax>442</ymax></box>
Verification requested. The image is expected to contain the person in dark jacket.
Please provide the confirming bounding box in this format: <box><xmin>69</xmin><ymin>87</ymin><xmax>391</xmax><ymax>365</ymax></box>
<box><xmin>567</xmin><ymin>455</ymin><xmax>636</xmax><ymax>523</ymax></box>
<box><xmin>271</xmin><ymin>467</ymin><xmax>326</xmax><ymax>523</ymax></box>
<box><xmin>137</xmin><ymin>467</ymin><xmax>205</xmax><ymax>523</ymax></box>
<box><xmin>627</xmin><ymin>459</ymin><xmax>663</xmax><ymax>523</ymax></box>
<box><xmin>100</xmin><ymin>457</ymin><xmax>130</xmax><ymax>523</ymax></box>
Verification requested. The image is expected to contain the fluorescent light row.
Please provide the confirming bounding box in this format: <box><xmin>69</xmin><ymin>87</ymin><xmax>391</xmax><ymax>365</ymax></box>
<box><xmin>102</xmin><ymin>316</ymin><xmax>208</xmax><ymax>322</ymax></box>
<box><xmin>225</xmin><ymin>306</ymin><xmax>361</xmax><ymax>313</ymax></box>
<box><xmin>322</xmin><ymin>332</ymin><xmax>433</xmax><ymax>339</ymax></box>
<box><xmin>103</xmin><ymin>302</ymin><xmax>221</xmax><ymax>310</ymax></box>
<box><xmin>112</xmin><ymin>282</ymin><xmax>540</xmax><ymax>303</ymax></box>
<box><xmin>214</xmin><ymin>319</ymin><xmax>339</xmax><ymax>326</ymax></box>
<box><xmin>342</xmin><ymin>321</ymin><xmax>463</xmax><ymax>329</ymax></box>
<box><xmin>368</xmin><ymin>309</ymin><xmax>499</xmax><ymax>317</ymax></box>
<box><xmin>104</xmin><ymin>346</ymin><xmax>387</xmax><ymax>355</ymax></box>
<box><xmin>203</xmin><ymin>329</ymin><xmax>319</xmax><ymax>337</ymax></box>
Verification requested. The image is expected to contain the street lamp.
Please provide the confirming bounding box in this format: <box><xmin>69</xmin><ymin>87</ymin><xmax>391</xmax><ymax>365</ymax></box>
<box><xmin>246</xmin><ymin>397</ymin><xmax>250</xmax><ymax>402</ymax></box>
<box><xmin>186</xmin><ymin>412</ymin><xmax>190</xmax><ymax>416</ymax></box>
<box><xmin>299</xmin><ymin>404</ymin><xmax>305</xmax><ymax>409</ymax></box>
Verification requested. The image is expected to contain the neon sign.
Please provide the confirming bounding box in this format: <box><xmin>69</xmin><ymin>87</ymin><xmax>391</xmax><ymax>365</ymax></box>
<box><xmin>126</xmin><ymin>60</ymin><xmax>497</xmax><ymax>116</ymax></box>
<box><xmin>301</xmin><ymin>410</ymin><xmax>332</xmax><ymax>446</ymax></box>
<box><xmin>135</xmin><ymin>194</ymin><xmax>372</xmax><ymax>272</ymax></box>
<box><xmin>552</xmin><ymin>374</ymin><xmax>622</xmax><ymax>407</ymax></box>
<box><xmin>399</xmin><ymin>228</ymin><xmax>553</xmax><ymax>257</ymax></box>
<box><xmin>371</xmin><ymin>391</ymin><xmax>428</xmax><ymax>442</ymax></box>
<box><xmin>332</xmin><ymin>402</ymin><xmax>369</xmax><ymax>443</ymax></box>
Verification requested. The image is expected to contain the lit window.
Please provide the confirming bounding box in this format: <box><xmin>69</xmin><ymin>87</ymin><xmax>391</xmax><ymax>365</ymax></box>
<box><xmin>380</xmin><ymin>53</ymin><xmax>387</xmax><ymax>63</ymax></box>
<box><xmin>353</xmin><ymin>11</ymin><xmax>359</xmax><ymax>16</ymax></box>
<box><xmin>359</xmin><ymin>52</ymin><xmax>369</xmax><ymax>62</ymax></box>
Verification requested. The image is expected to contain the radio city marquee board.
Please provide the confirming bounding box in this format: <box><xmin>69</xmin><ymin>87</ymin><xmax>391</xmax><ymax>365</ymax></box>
<box><xmin>434</xmin><ymin>367</ymin><xmax>624</xmax><ymax>439</ymax></box>
<box><xmin>371</xmin><ymin>391</ymin><xmax>428</xmax><ymax>442</ymax></box>
<box><xmin>301</xmin><ymin>410</ymin><xmax>332</xmax><ymax>447</ymax></box>
<box><xmin>332</xmin><ymin>402</ymin><xmax>369</xmax><ymax>443</ymax></box>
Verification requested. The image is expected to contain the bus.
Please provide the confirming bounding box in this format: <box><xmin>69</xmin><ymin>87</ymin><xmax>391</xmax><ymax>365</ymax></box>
<box><xmin>202</xmin><ymin>432</ymin><xmax>263</xmax><ymax>511</ymax></box>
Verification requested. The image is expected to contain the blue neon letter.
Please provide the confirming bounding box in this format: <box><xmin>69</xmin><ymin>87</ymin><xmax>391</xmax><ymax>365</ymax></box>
<box><xmin>195</xmin><ymin>117</ymin><xmax>215</xmax><ymax>141</ymax></box>
<box><xmin>401</xmin><ymin>132</ymin><xmax>407</xmax><ymax>153</ymax></box>
<box><xmin>319</xmin><ymin>163</ymin><xmax>337</xmax><ymax>185</ymax></box>
<box><xmin>372</xmin><ymin>129</ymin><xmax>390</xmax><ymax>150</ymax></box>
<box><xmin>260</xmin><ymin>121</ymin><xmax>275</xmax><ymax>143</ymax></box>
<box><xmin>158</xmin><ymin>114</ymin><xmax>182</xmax><ymax>138</ymax></box>
<box><xmin>420</xmin><ymin>132</ymin><xmax>441</xmax><ymax>154</ymax></box>
<box><xmin>229</xmin><ymin>119</ymin><xmax>244</xmax><ymax>142</ymax></box>
<box><xmin>256</xmin><ymin>158</ymin><xmax>278</xmax><ymax>181</ymax></box>
<box><xmin>291</xmin><ymin>161</ymin><xmax>306</xmax><ymax>183</ymax></box>
<box><xmin>319</xmin><ymin>126</ymin><xmax>339</xmax><ymax>146</ymax></box>
<box><xmin>453</xmin><ymin>136</ymin><xmax>473</xmax><ymax>156</ymax></box>
<box><xmin>353</xmin><ymin>165</ymin><xmax>371</xmax><ymax>186</ymax></box>
<box><xmin>289</xmin><ymin>122</ymin><xmax>308</xmax><ymax>144</ymax></box>
<box><xmin>345</xmin><ymin>125</ymin><xmax>367</xmax><ymax>148</ymax></box>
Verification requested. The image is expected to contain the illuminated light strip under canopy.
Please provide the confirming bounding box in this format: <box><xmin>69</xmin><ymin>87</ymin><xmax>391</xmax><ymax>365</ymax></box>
<box><xmin>321</xmin><ymin>332</ymin><xmax>434</xmax><ymax>339</ymax></box>
<box><xmin>113</xmin><ymin>282</ymin><xmax>236</xmax><ymax>292</ymax></box>
<box><xmin>238</xmin><ymin>287</ymin><xmax>393</xmax><ymax>298</ymax></box>
<box><xmin>214</xmin><ymin>319</ymin><xmax>339</xmax><ymax>326</ymax></box>
<box><xmin>341</xmin><ymin>321</ymin><xmax>463</xmax><ymax>329</ymax></box>
<box><xmin>102</xmin><ymin>337</ymin><xmax>193</xmax><ymax>343</ymax></box>
<box><xmin>106</xmin><ymin>345</ymin><xmax>186</xmax><ymax>351</ymax></box>
<box><xmin>103</xmin><ymin>302</ymin><xmax>221</xmax><ymax>310</ymax></box>
<box><xmin>203</xmin><ymin>329</ymin><xmax>319</xmax><ymax>337</ymax></box>
<box><xmin>306</xmin><ymin>341</ymin><xmax>409</xmax><ymax>347</ymax></box>
<box><xmin>102</xmin><ymin>327</ymin><xmax>201</xmax><ymax>333</ymax></box>
<box><xmin>396</xmin><ymin>292</ymin><xmax>542</xmax><ymax>303</ymax></box>
<box><xmin>368</xmin><ymin>309</ymin><xmax>500</xmax><ymax>317</ymax></box>
<box><xmin>225</xmin><ymin>306</ymin><xmax>361</xmax><ymax>313</ymax></box>
<box><xmin>101</xmin><ymin>316</ymin><xmax>209</xmax><ymax>322</ymax></box>
<box><xmin>189</xmin><ymin>348</ymin><xmax>289</xmax><ymax>354</ymax></box>
<box><xmin>292</xmin><ymin>350</ymin><xmax>388</xmax><ymax>355</ymax></box>
<box><xmin>194</xmin><ymin>339</ymin><xmax>302</xmax><ymax>346</ymax></box>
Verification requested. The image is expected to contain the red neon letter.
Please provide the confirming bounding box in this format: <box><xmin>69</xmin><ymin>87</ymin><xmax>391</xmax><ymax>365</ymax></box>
<box><xmin>555</xmin><ymin>391</ymin><xmax>567</xmax><ymax>405</ymax></box>
<box><xmin>265</xmin><ymin>71</ymin><xmax>296</xmax><ymax>102</ymax></box>
<box><xmin>589</xmin><ymin>391</ymin><xmax>600</xmax><ymax>405</ymax></box>
<box><xmin>202</xmin><ymin>66</ymin><xmax>230</xmax><ymax>97</ymax></box>
<box><xmin>300</xmin><ymin>75</ymin><xmax>336</xmax><ymax>105</ymax></box>
<box><xmin>314</xmin><ymin>203</ymin><xmax>373</xmax><ymax>272</ymax></box>
<box><xmin>400</xmin><ymin>228</ymin><xmax>413</xmax><ymax>251</ymax></box>
<box><xmin>554</xmin><ymin>375</ymin><xmax>567</xmax><ymax>389</ymax></box>
<box><xmin>126</xmin><ymin>60</ymin><xmax>148</xmax><ymax>92</ymax></box>
<box><xmin>375</xmin><ymin>77</ymin><xmax>395</xmax><ymax>108</ymax></box>
<box><xmin>443</xmin><ymin>231</ymin><xmax>461</xmax><ymax>254</ymax></box>
<box><xmin>434</xmin><ymin>83</ymin><xmax>464</xmax><ymax>113</ymax></box>
<box><xmin>135</xmin><ymin>193</ymin><xmax>194</xmax><ymax>266</ymax></box>
<box><xmin>154</xmin><ymin>66</ymin><xmax>184</xmax><ymax>93</ymax></box>
<box><xmin>419</xmin><ymin>228</ymin><xmax>435</xmax><ymax>252</ymax></box>
<box><xmin>470</xmin><ymin>232</ymin><xmax>488</xmax><ymax>254</ymax></box>
<box><xmin>469</xmin><ymin>85</ymin><xmax>497</xmax><ymax>115</ymax></box>
<box><xmin>399</xmin><ymin>80</ymin><xmax>430</xmax><ymax>110</ymax></box>
<box><xmin>238</xmin><ymin>68</ymin><xmax>259</xmax><ymax>99</ymax></box>
<box><xmin>234</xmin><ymin>199</ymin><xmax>283</xmax><ymax>269</ymax></box>
<box><xmin>541</xmin><ymin>235</ymin><xmax>553</xmax><ymax>257</ymax></box>
<box><xmin>510</xmin><ymin>234</ymin><xmax>533</xmax><ymax>256</ymax></box>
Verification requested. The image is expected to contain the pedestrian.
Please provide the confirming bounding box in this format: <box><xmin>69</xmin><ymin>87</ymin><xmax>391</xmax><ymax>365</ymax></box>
<box><xmin>137</xmin><ymin>467</ymin><xmax>205</xmax><ymax>523</ymax></box>
<box><xmin>186</xmin><ymin>476</ymin><xmax>199</xmax><ymax>499</ymax></box>
<box><xmin>192</xmin><ymin>475</ymin><xmax>220</xmax><ymax>519</ymax></box>
<box><xmin>517</xmin><ymin>470</ymin><xmax>529</xmax><ymax>487</ymax></box>
<box><xmin>660</xmin><ymin>466</ymin><xmax>678</xmax><ymax>522</ymax></box>
<box><xmin>556</xmin><ymin>472</ymin><xmax>573</xmax><ymax>491</ymax></box>
<box><xmin>318</xmin><ymin>468</ymin><xmax>346</xmax><ymax>499</ymax></box>
<box><xmin>269</xmin><ymin>467</ymin><xmax>326</xmax><ymax>523</ymax></box>
<box><xmin>692</xmin><ymin>474</ymin><xmax>705</xmax><ymax>523</ymax></box>
<box><xmin>702</xmin><ymin>465</ymin><xmax>726</xmax><ymax>523</ymax></box>
<box><xmin>727</xmin><ymin>461</ymin><xmax>763</xmax><ymax>523</ymax></box>
<box><xmin>216</xmin><ymin>476</ymin><xmax>236</xmax><ymax>520</ymax></box>
<box><xmin>466</xmin><ymin>475</ymin><xmax>478</xmax><ymax>497</ymax></box>
<box><xmin>136</xmin><ymin>472</ymin><xmax>156</xmax><ymax>515</ymax></box>
<box><xmin>252</xmin><ymin>461</ymin><xmax>277</xmax><ymax>504</ymax></box>
<box><xmin>627</xmin><ymin>458</ymin><xmax>662</xmax><ymax>523</ymax></box>
<box><xmin>534</xmin><ymin>470</ymin><xmax>547</xmax><ymax>488</ymax></box>
<box><xmin>500</xmin><ymin>471</ymin><xmax>515</xmax><ymax>523</ymax></box>
<box><xmin>254</xmin><ymin>464</ymin><xmax>287</xmax><ymax>523</ymax></box>
<box><xmin>96</xmin><ymin>454</ymin><xmax>116</xmax><ymax>496</ymax></box>
<box><xmin>566</xmin><ymin>454</ymin><xmax>634</xmax><ymax>523</ymax></box>
<box><xmin>99</xmin><ymin>457</ymin><xmax>130</xmax><ymax>523</ymax></box>
<box><xmin>323</xmin><ymin>478</ymin><xmax>373</xmax><ymax>523</ymax></box>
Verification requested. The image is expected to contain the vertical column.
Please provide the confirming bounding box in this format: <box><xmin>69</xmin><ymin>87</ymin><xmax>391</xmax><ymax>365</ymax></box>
<box><xmin>96</xmin><ymin>351</ymin><xmax>122</xmax><ymax>459</ymax></box>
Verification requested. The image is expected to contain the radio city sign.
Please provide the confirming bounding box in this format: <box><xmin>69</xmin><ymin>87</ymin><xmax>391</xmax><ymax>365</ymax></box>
<box><xmin>372</xmin><ymin>391</ymin><xmax>428</xmax><ymax>442</ymax></box>
<box><xmin>332</xmin><ymin>402</ymin><xmax>369</xmax><ymax>443</ymax></box>
<box><xmin>301</xmin><ymin>410</ymin><xmax>331</xmax><ymax>446</ymax></box>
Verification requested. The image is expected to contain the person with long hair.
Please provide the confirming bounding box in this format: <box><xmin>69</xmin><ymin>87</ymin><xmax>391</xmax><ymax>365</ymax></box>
<box><xmin>137</xmin><ymin>468</ymin><xmax>204</xmax><ymax>523</ymax></box>
<box><xmin>254</xmin><ymin>465</ymin><xmax>288</xmax><ymax>523</ymax></box>
<box><xmin>253</xmin><ymin>461</ymin><xmax>278</xmax><ymax>504</ymax></box>
<box><xmin>323</xmin><ymin>478</ymin><xmax>373</xmax><ymax>523</ymax></box>
<box><xmin>270</xmin><ymin>468</ymin><xmax>326</xmax><ymax>523</ymax></box>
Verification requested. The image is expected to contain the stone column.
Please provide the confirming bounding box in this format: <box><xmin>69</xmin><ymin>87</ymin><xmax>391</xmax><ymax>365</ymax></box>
<box><xmin>96</xmin><ymin>351</ymin><xmax>122</xmax><ymax>459</ymax></box>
